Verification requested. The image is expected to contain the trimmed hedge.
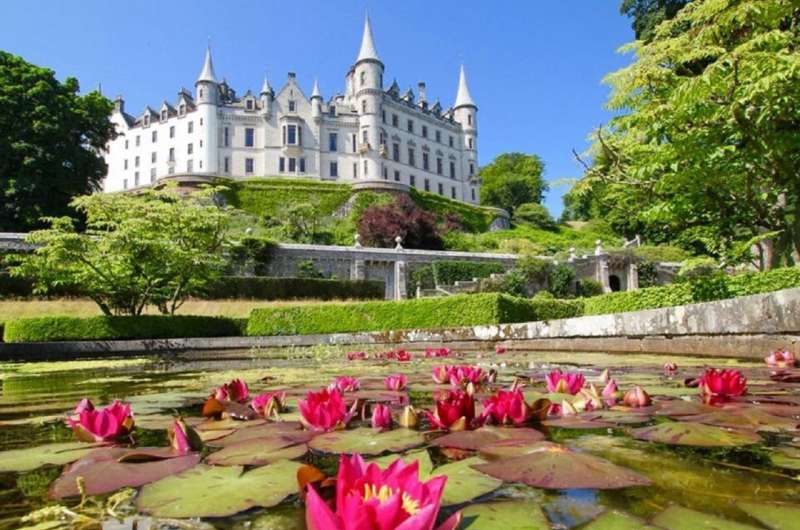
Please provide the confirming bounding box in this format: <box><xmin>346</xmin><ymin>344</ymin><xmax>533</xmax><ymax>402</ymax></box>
<box><xmin>246</xmin><ymin>293</ymin><xmax>582</xmax><ymax>336</ymax></box>
<box><xmin>221</xmin><ymin>178</ymin><xmax>352</xmax><ymax>218</ymax></box>
<box><xmin>584</xmin><ymin>266</ymin><xmax>800</xmax><ymax>316</ymax></box>
<box><xmin>205</xmin><ymin>276</ymin><xmax>385</xmax><ymax>301</ymax></box>
<box><xmin>407</xmin><ymin>261</ymin><xmax>506</xmax><ymax>296</ymax></box>
<box><xmin>3</xmin><ymin>315</ymin><xmax>246</xmax><ymax>343</ymax></box>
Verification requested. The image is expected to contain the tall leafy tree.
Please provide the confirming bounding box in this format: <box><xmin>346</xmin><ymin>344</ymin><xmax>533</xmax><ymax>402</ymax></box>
<box><xmin>620</xmin><ymin>0</ymin><xmax>691</xmax><ymax>41</ymax></box>
<box><xmin>479</xmin><ymin>153</ymin><xmax>548</xmax><ymax>216</ymax></box>
<box><xmin>0</xmin><ymin>51</ymin><xmax>115</xmax><ymax>231</ymax></box>
<box><xmin>573</xmin><ymin>0</ymin><xmax>800</xmax><ymax>269</ymax></box>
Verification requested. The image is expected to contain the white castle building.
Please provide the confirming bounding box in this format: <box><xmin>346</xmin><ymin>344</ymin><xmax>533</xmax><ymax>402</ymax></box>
<box><xmin>103</xmin><ymin>15</ymin><xmax>481</xmax><ymax>203</ymax></box>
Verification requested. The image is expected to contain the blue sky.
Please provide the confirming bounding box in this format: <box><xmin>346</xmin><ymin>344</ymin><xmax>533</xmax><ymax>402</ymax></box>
<box><xmin>0</xmin><ymin>1</ymin><xmax>634</xmax><ymax>216</ymax></box>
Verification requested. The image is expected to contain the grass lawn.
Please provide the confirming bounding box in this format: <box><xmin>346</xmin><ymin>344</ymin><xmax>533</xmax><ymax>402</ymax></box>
<box><xmin>0</xmin><ymin>298</ymin><xmax>343</xmax><ymax>321</ymax></box>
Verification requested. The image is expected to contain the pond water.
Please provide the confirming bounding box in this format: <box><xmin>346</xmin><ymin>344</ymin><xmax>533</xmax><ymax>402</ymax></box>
<box><xmin>1</xmin><ymin>347</ymin><xmax>799</xmax><ymax>529</ymax></box>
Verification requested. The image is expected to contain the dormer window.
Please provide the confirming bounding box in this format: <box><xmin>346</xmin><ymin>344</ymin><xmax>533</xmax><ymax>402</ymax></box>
<box><xmin>179</xmin><ymin>104</ymin><xmax>186</xmax><ymax>116</ymax></box>
<box><xmin>161</xmin><ymin>110</ymin><xmax>167</xmax><ymax>121</ymax></box>
<box><xmin>329</xmin><ymin>105</ymin><xmax>336</xmax><ymax>116</ymax></box>
<box><xmin>288</xmin><ymin>100</ymin><xmax>296</xmax><ymax>112</ymax></box>
<box><xmin>246</xmin><ymin>99</ymin><xmax>254</xmax><ymax>111</ymax></box>
<box><xmin>144</xmin><ymin>115</ymin><xmax>150</xmax><ymax>126</ymax></box>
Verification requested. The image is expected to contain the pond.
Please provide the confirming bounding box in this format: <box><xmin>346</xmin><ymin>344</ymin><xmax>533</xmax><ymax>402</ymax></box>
<box><xmin>0</xmin><ymin>346</ymin><xmax>799</xmax><ymax>529</ymax></box>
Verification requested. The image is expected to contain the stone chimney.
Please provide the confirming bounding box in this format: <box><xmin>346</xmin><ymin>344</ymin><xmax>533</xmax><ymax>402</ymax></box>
<box><xmin>113</xmin><ymin>95</ymin><xmax>124</xmax><ymax>114</ymax></box>
<box><xmin>418</xmin><ymin>82</ymin><xmax>427</xmax><ymax>108</ymax></box>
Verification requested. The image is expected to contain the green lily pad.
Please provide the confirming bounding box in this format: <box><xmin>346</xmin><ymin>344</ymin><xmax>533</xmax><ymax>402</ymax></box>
<box><xmin>207</xmin><ymin>440</ymin><xmax>307</xmax><ymax>466</ymax></box>
<box><xmin>771</xmin><ymin>446</ymin><xmax>800</xmax><ymax>471</ymax></box>
<box><xmin>370</xmin><ymin>449</ymin><xmax>434</xmax><ymax>478</ymax></box>
<box><xmin>459</xmin><ymin>500</ymin><xmax>549</xmax><ymax>529</ymax></box>
<box><xmin>432</xmin><ymin>426</ymin><xmax>544</xmax><ymax>451</ymax></box>
<box><xmin>137</xmin><ymin>460</ymin><xmax>303</xmax><ymax>518</ymax></box>
<box><xmin>16</xmin><ymin>522</ymin><xmax>65</xmax><ymax>530</ymax></box>
<box><xmin>208</xmin><ymin>421</ymin><xmax>312</xmax><ymax>448</ymax></box>
<box><xmin>0</xmin><ymin>442</ymin><xmax>104</xmax><ymax>473</ymax></box>
<box><xmin>472</xmin><ymin>442</ymin><xmax>651</xmax><ymax>490</ymax></box>
<box><xmin>630</xmin><ymin>422</ymin><xmax>761</xmax><ymax>447</ymax></box>
<box><xmin>682</xmin><ymin>407</ymin><xmax>799</xmax><ymax>433</ymax></box>
<box><xmin>739</xmin><ymin>502</ymin><xmax>800</xmax><ymax>530</ymax></box>
<box><xmin>651</xmin><ymin>506</ymin><xmax>762</xmax><ymax>530</ymax></box>
<box><xmin>433</xmin><ymin>456</ymin><xmax>502</xmax><ymax>506</ymax></box>
<box><xmin>581</xmin><ymin>510</ymin><xmax>660</xmax><ymax>530</ymax></box>
<box><xmin>309</xmin><ymin>428</ymin><xmax>426</xmax><ymax>456</ymax></box>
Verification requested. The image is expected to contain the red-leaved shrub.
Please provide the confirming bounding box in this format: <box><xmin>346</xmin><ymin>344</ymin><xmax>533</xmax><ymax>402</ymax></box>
<box><xmin>357</xmin><ymin>195</ymin><xmax>444</xmax><ymax>250</ymax></box>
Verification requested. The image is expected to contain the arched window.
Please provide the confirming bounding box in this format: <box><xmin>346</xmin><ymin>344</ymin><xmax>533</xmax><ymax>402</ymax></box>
<box><xmin>468</xmin><ymin>114</ymin><xmax>472</xmax><ymax>126</ymax></box>
<box><xmin>360</xmin><ymin>71</ymin><xmax>366</xmax><ymax>86</ymax></box>
<box><xmin>361</xmin><ymin>100</ymin><xmax>367</xmax><ymax>114</ymax></box>
<box><xmin>199</xmin><ymin>88</ymin><xmax>204</xmax><ymax>98</ymax></box>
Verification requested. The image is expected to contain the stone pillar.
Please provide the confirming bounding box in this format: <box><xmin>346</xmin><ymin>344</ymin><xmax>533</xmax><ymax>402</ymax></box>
<box><xmin>394</xmin><ymin>260</ymin><xmax>408</xmax><ymax>300</ymax></box>
<box><xmin>351</xmin><ymin>259</ymin><xmax>366</xmax><ymax>281</ymax></box>
<box><xmin>627</xmin><ymin>261</ymin><xmax>639</xmax><ymax>291</ymax></box>
<box><xmin>596</xmin><ymin>255</ymin><xmax>611</xmax><ymax>293</ymax></box>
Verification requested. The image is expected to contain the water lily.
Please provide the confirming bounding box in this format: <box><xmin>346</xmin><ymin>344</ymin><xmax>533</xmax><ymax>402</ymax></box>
<box><xmin>431</xmin><ymin>366</ymin><xmax>452</xmax><ymax>384</ymax></box>
<box><xmin>424</xmin><ymin>390</ymin><xmax>476</xmax><ymax>431</ymax></box>
<box><xmin>575</xmin><ymin>384</ymin><xmax>604</xmax><ymax>411</ymax></box>
<box><xmin>663</xmin><ymin>362</ymin><xmax>679</xmax><ymax>376</ymax></box>
<box><xmin>331</xmin><ymin>376</ymin><xmax>360</xmax><ymax>393</ymax></box>
<box><xmin>448</xmin><ymin>365</ymin><xmax>486</xmax><ymax>388</ymax></box>
<box><xmin>250</xmin><ymin>391</ymin><xmax>287</xmax><ymax>417</ymax></box>
<box><xmin>602</xmin><ymin>379</ymin><xmax>619</xmax><ymax>406</ymax></box>
<box><xmin>598</xmin><ymin>369</ymin><xmax>610</xmax><ymax>384</ymax></box>
<box><xmin>212</xmin><ymin>378</ymin><xmax>249</xmax><ymax>403</ymax></box>
<box><xmin>495</xmin><ymin>345</ymin><xmax>507</xmax><ymax>354</ymax></box>
<box><xmin>298</xmin><ymin>388</ymin><xmax>355</xmax><ymax>432</ymax></box>
<box><xmin>347</xmin><ymin>351</ymin><xmax>368</xmax><ymax>361</ymax></box>
<box><xmin>399</xmin><ymin>406</ymin><xmax>419</xmax><ymax>429</ymax></box>
<box><xmin>305</xmin><ymin>454</ymin><xmax>461</xmax><ymax>530</ymax></box>
<box><xmin>622</xmin><ymin>386</ymin><xmax>652</xmax><ymax>408</ymax></box>
<box><xmin>699</xmin><ymin>368</ymin><xmax>747</xmax><ymax>402</ymax></box>
<box><xmin>545</xmin><ymin>370</ymin><xmax>585</xmax><ymax>395</ymax></box>
<box><xmin>560</xmin><ymin>399</ymin><xmax>579</xmax><ymax>416</ymax></box>
<box><xmin>384</xmin><ymin>374</ymin><xmax>408</xmax><ymax>391</ymax></box>
<box><xmin>371</xmin><ymin>404</ymin><xmax>392</xmax><ymax>431</ymax></box>
<box><xmin>67</xmin><ymin>399</ymin><xmax>134</xmax><ymax>443</ymax></box>
<box><xmin>425</xmin><ymin>347</ymin><xmax>452</xmax><ymax>358</ymax></box>
<box><xmin>765</xmin><ymin>350</ymin><xmax>796</xmax><ymax>369</ymax></box>
<box><xmin>381</xmin><ymin>349</ymin><xmax>413</xmax><ymax>362</ymax></box>
<box><xmin>168</xmin><ymin>418</ymin><xmax>201</xmax><ymax>454</ymax></box>
<box><xmin>481</xmin><ymin>389</ymin><xmax>530</xmax><ymax>426</ymax></box>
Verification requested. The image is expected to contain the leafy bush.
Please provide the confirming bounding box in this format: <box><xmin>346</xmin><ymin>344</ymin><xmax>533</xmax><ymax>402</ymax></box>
<box><xmin>205</xmin><ymin>277</ymin><xmax>384</xmax><ymax>301</ymax></box>
<box><xmin>677</xmin><ymin>257</ymin><xmax>719</xmax><ymax>281</ymax></box>
<box><xmin>637</xmin><ymin>261</ymin><xmax>659</xmax><ymax>287</ymax></box>
<box><xmin>246</xmin><ymin>293</ymin><xmax>577</xmax><ymax>336</ymax></box>
<box><xmin>632</xmin><ymin>245</ymin><xmax>693</xmax><ymax>263</ymax></box>
<box><xmin>358</xmin><ymin>194</ymin><xmax>443</xmax><ymax>250</ymax></box>
<box><xmin>3</xmin><ymin>315</ymin><xmax>245</xmax><ymax>343</ymax></box>
<box><xmin>228</xmin><ymin>237</ymin><xmax>278</xmax><ymax>276</ymax></box>
<box><xmin>514</xmin><ymin>203</ymin><xmax>557</xmax><ymax>230</ymax></box>
<box><xmin>408</xmin><ymin>188</ymin><xmax>495</xmax><ymax>233</ymax></box>
<box><xmin>221</xmin><ymin>178</ymin><xmax>352</xmax><ymax>218</ymax></box>
<box><xmin>548</xmin><ymin>264</ymin><xmax>577</xmax><ymax>298</ymax></box>
<box><xmin>296</xmin><ymin>260</ymin><xmax>325</xmax><ymax>279</ymax></box>
<box><xmin>727</xmin><ymin>267</ymin><xmax>800</xmax><ymax>297</ymax></box>
<box><xmin>407</xmin><ymin>261</ymin><xmax>506</xmax><ymax>296</ymax></box>
<box><xmin>576</xmin><ymin>279</ymin><xmax>604</xmax><ymax>297</ymax></box>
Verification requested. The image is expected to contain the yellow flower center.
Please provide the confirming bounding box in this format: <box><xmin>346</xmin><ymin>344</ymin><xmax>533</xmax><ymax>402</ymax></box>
<box><xmin>362</xmin><ymin>484</ymin><xmax>420</xmax><ymax>515</ymax></box>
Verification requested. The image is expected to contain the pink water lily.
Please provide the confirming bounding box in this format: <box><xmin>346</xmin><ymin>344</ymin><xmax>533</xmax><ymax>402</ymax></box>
<box><xmin>545</xmin><ymin>370</ymin><xmax>586</xmax><ymax>395</ymax></box>
<box><xmin>765</xmin><ymin>350</ymin><xmax>796</xmax><ymax>369</ymax></box>
<box><xmin>699</xmin><ymin>368</ymin><xmax>747</xmax><ymax>403</ymax></box>
<box><xmin>432</xmin><ymin>366</ymin><xmax>452</xmax><ymax>384</ymax></box>
<box><xmin>305</xmin><ymin>454</ymin><xmax>460</xmax><ymax>530</ymax></box>
<box><xmin>602</xmin><ymin>379</ymin><xmax>619</xmax><ymax>406</ymax></box>
<box><xmin>167</xmin><ymin>418</ymin><xmax>201</xmax><ymax>454</ymax></box>
<box><xmin>298</xmin><ymin>388</ymin><xmax>355</xmax><ymax>432</ymax></box>
<box><xmin>67</xmin><ymin>399</ymin><xmax>134</xmax><ymax>443</ymax></box>
<box><xmin>384</xmin><ymin>374</ymin><xmax>408</xmax><ymax>391</ymax></box>
<box><xmin>481</xmin><ymin>389</ymin><xmax>530</xmax><ymax>426</ymax></box>
<box><xmin>347</xmin><ymin>351</ymin><xmax>368</xmax><ymax>361</ymax></box>
<box><xmin>663</xmin><ymin>362</ymin><xmax>679</xmax><ymax>376</ymax></box>
<box><xmin>495</xmin><ymin>345</ymin><xmax>507</xmax><ymax>354</ymax></box>
<box><xmin>250</xmin><ymin>391</ymin><xmax>287</xmax><ymax>417</ymax></box>
<box><xmin>371</xmin><ymin>404</ymin><xmax>393</xmax><ymax>431</ymax></box>
<box><xmin>448</xmin><ymin>365</ymin><xmax>486</xmax><ymax>388</ymax></box>
<box><xmin>622</xmin><ymin>386</ymin><xmax>652</xmax><ymax>408</ymax></box>
<box><xmin>212</xmin><ymin>378</ymin><xmax>249</xmax><ymax>403</ymax></box>
<box><xmin>425</xmin><ymin>347</ymin><xmax>452</xmax><ymax>358</ymax></box>
<box><xmin>331</xmin><ymin>376</ymin><xmax>360</xmax><ymax>393</ymax></box>
<box><xmin>424</xmin><ymin>390</ymin><xmax>476</xmax><ymax>431</ymax></box>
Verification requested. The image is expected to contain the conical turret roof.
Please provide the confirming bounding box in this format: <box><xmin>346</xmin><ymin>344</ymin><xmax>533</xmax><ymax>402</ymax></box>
<box><xmin>355</xmin><ymin>13</ymin><xmax>380</xmax><ymax>63</ymax></box>
<box><xmin>454</xmin><ymin>65</ymin><xmax>476</xmax><ymax>108</ymax></box>
<box><xmin>196</xmin><ymin>46</ymin><xmax>217</xmax><ymax>84</ymax></box>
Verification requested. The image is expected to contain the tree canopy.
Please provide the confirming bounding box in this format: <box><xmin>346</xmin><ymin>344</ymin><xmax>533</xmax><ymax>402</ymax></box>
<box><xmin>572</xmin><ymin>0</ymin><xmax>800</xmax><ymax>269</ymax></box>
<box><xmin>620</xmin><ymin>0</ymin><xmax>691</xmax><ymax>41</ymax></box>
<box><xmin>0</xmin><ymin>51</ymin><xmax>116</xmax><ymax>231</ymax></box>
<box><xmin>478</xmin><ymin>153</ymin><xmax>548</xmax><ymax>216</ymax></box>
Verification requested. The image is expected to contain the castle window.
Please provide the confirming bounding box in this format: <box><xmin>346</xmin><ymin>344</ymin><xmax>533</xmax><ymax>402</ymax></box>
<box><xmin>188</xmin><ymin>121</ymin><xmax>194</xmax><ymax>134</ymax></box>
<box><xmin>422</xmin><ymin>125</ymin><xmax>428</xmax><ymax>138</ymax></box>
<box><xmin>144</xmin><ymin>115</ymin><xmax>150</xmax><ymax>126</ymax></box>
<box><xmin>468</xmin><ymin>138</ymin><xmax>474</xmax><ymax>149</ymax></box>
<box><xmin>329</xmin><ymin>133</ymin><xmax>338</xmax><ymax>152</ymax></box>
<box><xmin>123</xmin><ymin>178</ymin><xmax>128</xmax><ymax>189</ymax></box>
<box><xmin>245</xmin><ymin>158</ymin><xmax>254</xmax><ymax>174</ymax></box>
<box><xmin>200</xmin><ymin>118</ymin><xmax>203</xmax><ymax>126</ymax></box>
<box><xmin>451</xmin><ymin>187</ymin><xmax>456</xmax><ymax>199</ymax></box>
<box><xmin>471</xmin><ymin>188</ymin><xmax>476</xmax><ymax>201</ymax></box>
<box><xmin>161</xmin><ymin>110</ymin><xmax>167</xmax><ymax>121</ymax></box>
<box><xmin>392</xmin><ymin>143</ymin><xmax>400</xmax><ymax>162</ymax></box>
<box><xmin>179</xmin><ymin>104</ymin><xmax>186</xmax><ymax>116</ymax></box>
<box><xmin>394</xmin><ymin>170</ymin><xmax>400</xmax><ymax>182</ymax></box>
<box><xmin>407</xmin><ymin>120</ymin><xmax>413</xmax><ymax>133</ymax></box>
<box><xmin>363</xmin><ymin>160</ymin><xmax>368</xmax><ymax>176</ymax></box>
<box><xmin>135</xmin><ymin>156</ymin><xmax>140</xmax><ymax>168</ymax></box>
<box><xmin>136</xmin><ymin>135</ymin><xmax>140</xmax><ymax>147</ymax></box>
<box><xmin>187</xmin><ymin>143</ymin><xmax>193</xmax><ymax>155</ymax></box>
<box><xmin>245</xmin><ymin>128</ymin><xmax>254</xmax><ymax>147</ymax></box>
<box><xmin>169</xmin><ymin>126</ymin><xmax>175</xmax><ymax>139</ymax></box>
<box><xmin>381</xmin><ymin>110</ymin><xmax>386</xmax><ymax>124</ymax></box>
<box><xmin>449</xmin><ymin>136</ymin><xmax>454</xmax><ymax>148</ymax></box>
<box><xmin>424</xmin><ymin>178</ymin><xmax>430</xmax><ymax>192</ymax></box>
<box><xmin>435</xmin><ymin>130</ymin><xmax>441</xmax><ymax>143</ymax></box>
<box><xmin>330</xmin><ymin>105</ymin><xmax>336</xmax><ymax>116</ymax></box>
<box><xmin>134</xmin><ymin>172</ymin><xmax>140</xmax><ymax>186</ymax></box>
<box><xmin>199</xmin><ymin>88</ymin><xmax>204</xmax><ymax>98</ymax></box>
<box><xmin>422</xmin><ymin>152</ymin><xmax>429</xmax><ymax>171</ymax></box>
<box><xmin>125</xmin><ymin>139</ymin><xmax>129</xmax><ymax>149</ymax></box>
<box><xmin>283</xmin><ymin>125</ymin><xmax>298</xmax><ymax>146</ymax></box>
<box><xmin>351</xmin><ymin>134</ymin><xmax>357</xmax><ymax>153</ymax></box>
<box><xmin>288</xmin><ymin>100</ymin><xmax>296</xmax><ymax>112</ymax></box>
<box><xmin>124</xmin><ymin>159</ymin><xmax>128</xmax><ymax>170</ymax></box>
<box><xmin>200</xmin><ymin>140</ymin><xmax>203</xmax><ymax>148</ymax></box>
<box><xmin>410</xmin><ymin>175</ymin><xmax>416</xmax><ymax>187</ymax></box>
<box><xmin>382</xmin><ymin>165</ymin><xmax>388</xmax><ymax>180</ymax></box>
<box><xmin>469</xmin><ymin>162</ymin><xmax>475</xmax><ymax>176</ymax></box>
<box><xmin>360</xmin><ymin>71</ymin><xmax>366</xmax><ymax>86</ymax></box>
<box><xmin>407</xmin><ymin>148</ymin><xmax>415</xmax><ymax>167</ymax></box>
<box><xmin>224</xmin><ymin>157</ymin><xmax>229</xmax><ymax>173</ymax></box>
<box><xmin>450</xmin><ymin>161</ymin><xmax>456</xmax><ymax>179</ymax></box>
<box><xmin>330</xmin><ymin>161</ymin><xmax>338</xmax><ymax>177</ymax></box>
<box><xmin>362</xmin><ymin>129</ymin><xmax>368</xmax><ymax>145</ymax></box>
<box><xmin>279</xmin><ymin>157</ymin><xmax>285</xmax><ymax>172</ymax></box>
<box><xmin>361</xmin><ymin>100</ymin><xmax>367</xmax><ymax>114</ymax></box>
<box><xmin>353</xmin><ymin>163</ymin><xmax>358</xmax><ymax>178</ymax></box>
<box><xmin>288</xmin><ymin>158</ymin><xmax>296</xmax><ymax>172</ymax></box>
<box><xmin>224</xmin><ymin>127</ymin><xmax>229</xmax><ymax>147</ymax></box>
<box><xmin>151</xmin><ymin>168</ymin><xmax>156</xmax><ymax>182</ymax></box>
<box><xmin>151</xmin><ymin>152</ymin><xmax>156</xmax><ymax>163</ymax></box>
<box><xmin>438</xmin><ymin>183</ymin><xmax>444</xmax><ymax>195</ymax></box>
<box><xmin>468</xmin><ymin>114</ymin><xmax>472</xmax><ymax>126</ymax></box>
<box><xmin>392</xmin><ymin>114</ymin><xmax>398</xmax><ymax>127</ymax></box>
<box><xmin>436</xmin><ymin>157</ymin><xmax>443</xmax><ymax>175</ymax></box>
<box><xmin>300</xmin><ymin>158</ymin><xmax>306</xmax><ymax>173</ymax></box>
<box><xmin>169</xmin><ymin>147</ymin><xmax>175</xmax><ymax>162</ymax></box>
<box><xmin>246</xmin><ymin>99</ymin><xmax>253</xmax><ymax>110</ymax></box>
<box><xmin>187</xmin><ymin>159</ymin><xmax>193</xmax><ymax>172</ymax></box>
<box><xmin>152</xmin><ymin>131</ymin><xmax>157</xmax><ymax>143</ymax></box>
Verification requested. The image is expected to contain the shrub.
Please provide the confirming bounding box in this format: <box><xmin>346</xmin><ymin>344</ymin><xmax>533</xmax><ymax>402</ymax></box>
<box><xmin>205</xmin><ymin>277</ymin><xmax>384</xmax><ymax>301</ymax></box>
<box><xmin>246</xmin><ymin>293</ymin><xmax>568</xmax><ymax>336</ymax></box>
<box><xmin>3</xmin><ymin>315</ymin><xmax>244</xmax><ymax>343</ymax></box>
<box><xmin>357</xmin><ymin>194</ymin><xmax>443</xmax><ymax>250</ymax></box>
<box><xmin>408</xmin><ymin>188</ymin><xmax>495</xmax><ymax>233</ymax></box>
<box><xmin>228</xmin><ymin>237</ymin><xmax>278</xmax><ymax>276</ymax></box>
<box><xmin>514</xmin><ymin>203</ymin><xmax>557</xmax><ymax>230</ymax></box>
<box><xmin>548</xmin><ymin>264</ymin><xmax>576</xmax><ymax>298</ymax></box>
<box><xmin>576</xmin><ymin>279</ymin><xmax>604</xmax><ymax>297</ymax></box>
<box><xmin>677</xmin><ymin>257</ymin><xmax>719</xmax><ymax>281</ymax></box>
<box><xmin>407</xmin><ymin>261</ymin><xmax>506</xmax><ymax>296</ymax></box>
<box><xmin>727</xmin><ymin>267</ymin><xmax>800</xmax><ymax>297</ymax></box>
<box><xmin>296</xmin><ymin>259</ymin><xmax>325</xmax><ymax>279</ymax></box>
<box><xmin>221</xmin><ymin>178</ymin><xmax>352</xmax><ymax>219</ymax></box>
<box><xmin>638</xmin><ymin>261</ymin><xmax>660</xmax><ymax>287</ymax></box>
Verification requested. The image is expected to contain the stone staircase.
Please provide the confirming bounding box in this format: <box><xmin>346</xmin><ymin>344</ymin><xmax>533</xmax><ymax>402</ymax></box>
<box><xmin>415</xmin><ymin>273</ymin><xmax>507</xmax><ymax>298</ymax></box>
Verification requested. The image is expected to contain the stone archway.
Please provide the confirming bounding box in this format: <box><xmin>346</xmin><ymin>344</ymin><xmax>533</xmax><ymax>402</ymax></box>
<box><xmin>609</xmin><ymin>274</ymin><xmax>622</xmax><ymax>292</ymax></box>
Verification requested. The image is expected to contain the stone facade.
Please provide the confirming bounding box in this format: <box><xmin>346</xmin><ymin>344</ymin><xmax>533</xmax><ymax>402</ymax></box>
<box><xmin>102</xmin><ymin>15</ymin><xmax>482</xmax><ymax>204</ymax></box>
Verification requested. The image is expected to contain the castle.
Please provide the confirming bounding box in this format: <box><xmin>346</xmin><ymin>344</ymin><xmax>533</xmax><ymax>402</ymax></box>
<box><xmin>103</xmin><ymin>15</ymin><xmax>481</xmax><ymax>204</ymax></box>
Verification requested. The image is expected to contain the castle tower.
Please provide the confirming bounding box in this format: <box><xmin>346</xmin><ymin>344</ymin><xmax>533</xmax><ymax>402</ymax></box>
<box><xmin>453</xmin><ymin>65</ymin><xmax>478</xmax><ymax>183</ymax></box>
<box><xmin>353</xmin><ymin>13</ymin><xmax>384</xmax><ymax>179</ymax></box>
<box><xmin>310</xmin><ymin>78</ymin><xmax>322</xmax><ymax>119</ymax></box>
<box><xmin>195</xmin><ymin>46</ymin><xmax>219</xmax><ymax>174</ymax></box>
<box><xmin>260</xmin><ymin>74</ymin><xmax>273</xmax><ymax>116</ymax></box>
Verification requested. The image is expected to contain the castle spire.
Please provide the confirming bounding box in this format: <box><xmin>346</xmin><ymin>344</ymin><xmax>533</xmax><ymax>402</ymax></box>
<box><xmin>355</xmin><ymin>12</ymin><xmax>380</xmax><ymax>63</ymax></box>
<box><xmin>454</xmin><ymin>64</ymin><xmax>476</xmax><ymax>108</ymax></box>
<box><xmin>196</xmin><ymin>46</ymin><xmax>217</xmax><ymax>84</ymax></box>
<box><xmin>311</xmin><ymin>78</ymin><xmax>322</xmax><ymax>99</ymax></box>
<box><xmin>260</xmin><ymin>74</ymin><xmax>272</xmax><ymax>95</ymax></box>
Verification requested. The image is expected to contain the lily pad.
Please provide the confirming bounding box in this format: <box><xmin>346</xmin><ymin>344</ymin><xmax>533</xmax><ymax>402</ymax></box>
<box><xmin>137</xmin><ymin>460</ymin><xmax>303</xmax><ymax>518</ymax></box>
<box><xmin>49</xmin><ymin>447</ymin><xmax>201</xmax><ymax>499</ymax></box>
<box><xmin>630</xmin><ymin>422</ymin><xmax>761</xmax><ymax>447</ymax></box>
<box><xmin>459</xmin><ymin>500</ymin><xmax>549</xmax><ymax>529</ymax></box>
<box><xmin>432</xmin><ymin>426</ymin><xmax>544</xmax><ymax>451</ymax></box>
<box><xmin>542</xmin><ymin>416</ymin><xmax>615</xmax><ymax>429</ymax></box>
<box><xmin>472</xmin><ymin>442</ymin><xmax>651</xmax><ymax>490</ymax></box>
<box><xmin>207</xmin><ymin>422</ymin><xmax>313</xmax><ymax>448</ymax></box>
<box><xmin>433</xmin><ymin>456</ymin><xmax>503</xmax><ymax>506</ymax></box>
<box><xmin>207</xmin><ymin>440</ymin><xmax>307</xmax><ymax>466</ymax></box>
<box><xmin>309</xmin><ymin>428</ymin><xmax>426</xmax><ymax>456</ymax></box>
<box><xmin>739</xmin><ymin>502</ymin><xmax>800</xmax><ymax>530</ymax></box>
<box><xmin>681</xmin><ymin>407</ymin><xmax>799</xmax><ymax>433</ymax></box>
<box><xmin>651</xmin><ymin>506</ymin><xmax>761</xmax><ymax>530</ymax></box>
<box><xmin>771</xmin><ymin>446</ymin><xmax>800</xmax><ymax>471</ymax></box>
<box><xmin>581</xmin><ymin>510</ymin><xmax>661</xmax><ymax>530</ymax></box>
<box><xmin>0</xmin><ymin>442</ymin><xmax>104</xmax><ymax>473</ymax></box>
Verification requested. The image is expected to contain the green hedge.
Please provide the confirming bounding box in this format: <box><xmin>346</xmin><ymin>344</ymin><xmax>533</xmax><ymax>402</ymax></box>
<box><xmin>205</xmin><ymin>276</ymin><xmax>384</xmax><ymax>301</ymax></box>
<box><xmin>246</xmin><ymin>293</ymin><xmax>578</xmax><ymax>336</ymax></box>
<box><xmin>408</xmin><ymin>261</ymin><xmax>506</xmax><ymax>296</ymax></box>
<box><xmin>408</xmin><ymin>188</ymin><xmax>496</xmax><ymax>233</ymax></box>
<box><xmin>584</xmin><ymin>266</ymin><xmax>800</xmax><ymax>316</ymax></box>
<box><xmin>3</xmin><ymin>315</ymin><xmax>246</xmax><ymax>343</ymax></box>
<box><xmin>221</xmin><ymin>178</ymin><xmax>352</xmax><ymax>218</ymax></box>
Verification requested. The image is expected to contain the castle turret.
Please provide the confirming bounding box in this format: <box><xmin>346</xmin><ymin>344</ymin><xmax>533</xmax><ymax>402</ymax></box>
<box><xmin>260</xmin><ymin>74</ymin><xmax>273</xmax><ymax>116</ymax></box>
<box><xmin>453</xmin><ymin>65</ymin><xmax>478</xmax><ymax>183</ymax></box>
<box><xmin>195</xmin><ymin>46</ymin><xmax>219</xmax><ymax>174</ymax></box>
<box><xmin>353</xmin><ymin>13</ymin><xmax>384</xmax><ymax>179</ymax></box>
<box><xmin>310</xmin><ymin>78</ymin><xmax>322</xmax><ymax>118</ymax></box>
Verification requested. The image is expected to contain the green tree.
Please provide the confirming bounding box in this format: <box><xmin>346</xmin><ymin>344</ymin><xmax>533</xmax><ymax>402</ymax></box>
<box><xmin>10</xmin><ymin>187</ymin><xmax>229</xmax><ymax>315</ymax></box>
<box><xmin>479</xmin><ymin>153</ymin><xmax>548</xmax><ymax>215</ymax></box>
<box><xmin>574</xmin><ymin>0</ymin><xmax>800</xmax><ymax>269</ymax></box>
<box><xmin>0</xmin><ymin>51</ymin><xmax>115</xmax><ymax>231</ymax></box>
<box><xmin>514</xmin><ymin>202</ymin><xmax>557</xmax><ymax>230</ymax></box>
<box><xmin>620</xmin><ymin>0</ymin><xmax>691</xmax><ymax>41</ymax></box>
